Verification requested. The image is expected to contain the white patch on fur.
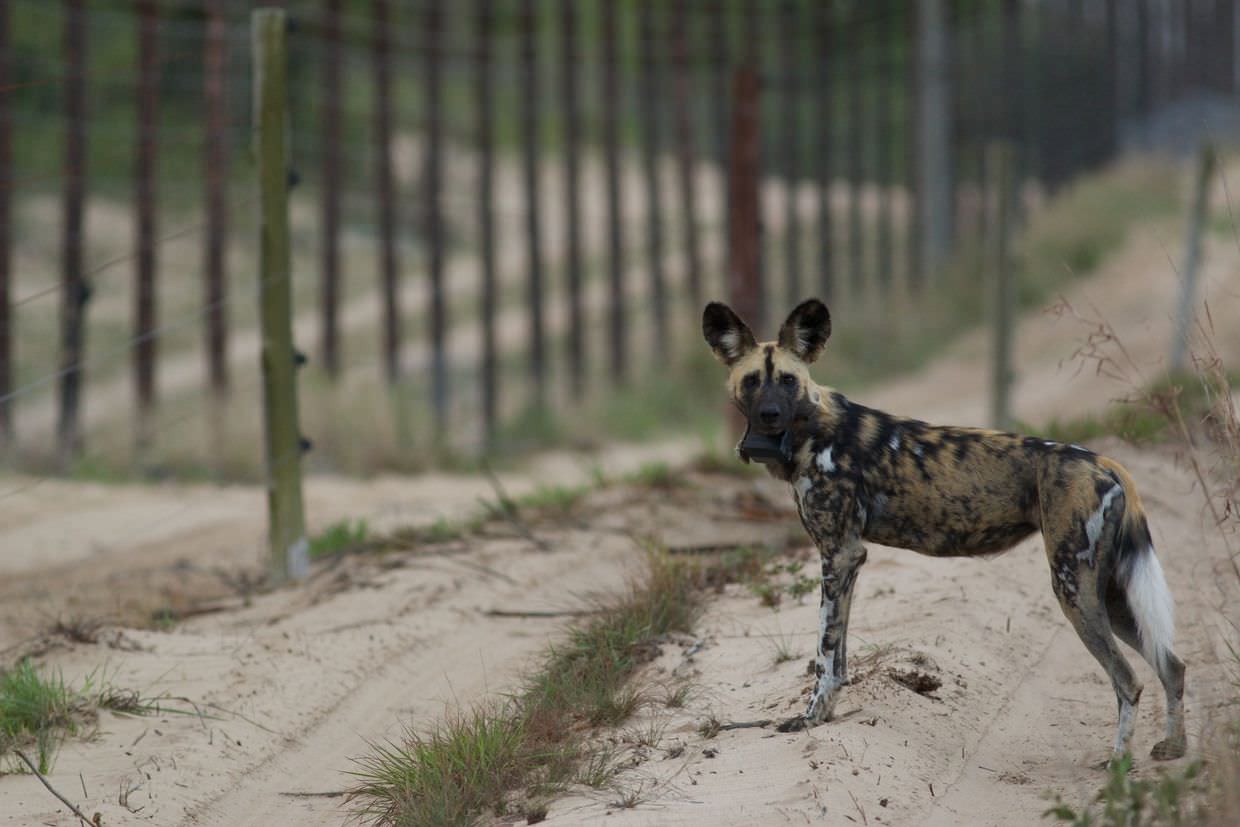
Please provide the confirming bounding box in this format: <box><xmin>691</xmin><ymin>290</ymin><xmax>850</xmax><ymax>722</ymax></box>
<box><xmin>719</xmin><ymin>329</ymin><xmax>741</xmax><ymax>360</ymax></box>
<box><xmin>816</xmin><ymin>446</ymin><xmax>835</xmax><ymax>474</ymax></box>
<box><xmin>1112</xmin><ymin>698</ymin><xmax>1137</xmax><ymax>754</ymax></box>
<box><xmin>1124</xmin><ymin>546</ymin><xmax>1175</xmax><ymax>673</ymax></box>
<box><xmin>810</xmin><ymin>388</ymin><xmax>821</xmax><ymax>405</ymax></box>
<box><xmin>1078</xmin><ymin>484</ymin><xmax>1122</xmax><ymax>566</ymax></box>
<box><xmin>794</xmin><ymin>476</ymin><xmax>812</xmax><ymax>502</ymax></box>
<box><xmin>912</xmin><ymin>443</ymin><xmax>924</xmax><ymax>457</ymax></box>
<box><xmin>888</xmin><ymin>431</ymin><xmax>901</xmax><ymax>451</ymax></box>
<box><xmin>1043</xmin><ymin>440</ymin><xmax>1057</xmax><ymax>447</ymax></box>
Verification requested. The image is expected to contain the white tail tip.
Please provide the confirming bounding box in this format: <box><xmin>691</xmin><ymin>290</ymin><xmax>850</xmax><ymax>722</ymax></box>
<box><xmin>1124</xmin><ymin>547</ymin><xmax>1175</xmax><ymax>672</ymax></box>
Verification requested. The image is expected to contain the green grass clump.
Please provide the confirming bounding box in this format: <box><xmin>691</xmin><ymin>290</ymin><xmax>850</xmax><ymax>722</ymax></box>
<box><xmin>1031</xmin><ymin>370</ymin><xmax>1240</xmax><ymax>447</ymax></box>
<box><xmin>1044</xmin><ymin>754</ymin><xmax>1207</xmax><ymax>827</ymax></box>
<box><xmin>0</xmin><ymin>660</ymin><xmax>78</xmax><ymax>774</ymax></box>
<box><xmin>515</xmin><ymin>484</ymin><xmax>590</xmax><ymax>516</ymax></box>
<box><xmin>309</xmin><ymin>519</ymin><xmax>372</xmax><ymax>559</ymax></box>
<box><xmin>349</xmin><ymin>553</ymin><xmax>705</xmax><ymax>826</ymax></box>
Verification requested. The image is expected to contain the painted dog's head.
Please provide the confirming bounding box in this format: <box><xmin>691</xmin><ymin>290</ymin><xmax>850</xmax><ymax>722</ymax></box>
<box><xmin>702</xmin><ymin>299</ymin><xmax>832</xmax><ymax>465</ymax></box>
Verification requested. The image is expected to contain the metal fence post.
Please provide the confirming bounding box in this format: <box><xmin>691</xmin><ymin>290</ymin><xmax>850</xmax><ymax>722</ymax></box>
<box><xmin>987</xmin><ymin>141</ymin><xmax>1016</xmax><ymax>431</ymax></box>
<box><xmin>0</xmin><ymin>0</ymin><xmax>11</xmax><ymax>452</ymax></box>
<box><xmin>253</xmin><ymin>8</ymin><xmax>308</xmax><ymax>585</ymax></box>
<box><xmin>1171</xmin><ymin>144</ymin><xmax>1217</xmax><ymax>373</ymax></box>
<box><xmin>134</xmin><ymin>0</ymin><xmax>159</xmax><ymax>455</ymax></box>
<box><xmin>58</xmin><ymin>0</ymin><xmax>88</xmax><ymax>468</ymax></box>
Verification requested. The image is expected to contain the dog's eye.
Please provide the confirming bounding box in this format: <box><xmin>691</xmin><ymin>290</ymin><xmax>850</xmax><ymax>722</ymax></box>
<box><xmin>780</xmin><ymin>374</ymin><xmax>798</xmax><ymax>388</ymax></box>
<box><xmin>742</xmin><ymin>374</ymin><xmax>760</xmax><ymax>390</ymax></box>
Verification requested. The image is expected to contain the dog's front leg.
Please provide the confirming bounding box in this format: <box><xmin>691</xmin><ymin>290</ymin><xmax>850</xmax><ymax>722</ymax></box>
<box><xmin>780</xmin><ymin>537</ymin><xmax>866</xmax><ymax>731</ymax></box>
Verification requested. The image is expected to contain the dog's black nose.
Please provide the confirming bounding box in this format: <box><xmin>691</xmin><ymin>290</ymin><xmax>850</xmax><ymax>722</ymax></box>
<box><xmin>759</xmin><ymin>405</ymin><xmax>780</xmax><ymax>426</ymax></box>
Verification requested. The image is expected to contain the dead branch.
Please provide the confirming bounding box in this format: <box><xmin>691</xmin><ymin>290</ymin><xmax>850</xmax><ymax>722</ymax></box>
<box><xmin>14</xmin><ymin>750</ymin><xmax>94</xmax><ymax>826</ymax></box>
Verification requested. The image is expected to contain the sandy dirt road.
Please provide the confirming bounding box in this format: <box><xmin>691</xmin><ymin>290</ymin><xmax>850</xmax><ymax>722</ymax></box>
<box><xmin>1</xmin><ymin>206</ymin><xmax>1238</xmax><ymax>824</ymax></box>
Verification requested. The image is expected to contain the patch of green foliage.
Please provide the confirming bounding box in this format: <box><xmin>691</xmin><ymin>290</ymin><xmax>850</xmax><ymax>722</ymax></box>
<box><xmin>0</xmin><ymin>660</ymin><xmax>78</xmax><ymax>774</ymax></box>
<box><xmin>1044</xmin><ymin>754</ymin><xmax>1206</xmax><ymax>827</ymax></box>
<box><xmin>349</xmin><ymin>553</ymin><xmax>705</xmax><ymax>826</ymax></box>
<box><xmin>309</xmin><ymin>518</ymin><xmax>372</xmax><ymax>559</ymax></box>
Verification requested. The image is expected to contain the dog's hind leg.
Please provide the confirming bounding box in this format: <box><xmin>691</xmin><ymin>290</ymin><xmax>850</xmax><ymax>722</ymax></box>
<box><xmin>1058</xmin><ymin>583</ymin><xmax>1144</xmax><ymax>760</ymax></box>
<box><xmin>1044</xmin><ymin>504</ymin><xmax>1144</xmax><ymax>761</ymax></box>
<box><xmin>1105</xmin><ymin>560</ymin><xmax>1187</xmax><ymax>760</ymax></box>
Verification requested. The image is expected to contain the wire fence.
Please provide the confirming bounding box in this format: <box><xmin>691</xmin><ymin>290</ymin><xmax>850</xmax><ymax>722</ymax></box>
<box><xmin>0</xmin><ymin>0</ymin><xmax>1237</xmax><ymax>480</ymax></box>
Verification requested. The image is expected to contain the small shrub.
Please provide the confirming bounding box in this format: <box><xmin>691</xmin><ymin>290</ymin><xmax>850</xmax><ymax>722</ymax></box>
<box><xmin>309</xmin><ymin>518</ymin><xmax>371</xmax><ymax>559</ymax></box>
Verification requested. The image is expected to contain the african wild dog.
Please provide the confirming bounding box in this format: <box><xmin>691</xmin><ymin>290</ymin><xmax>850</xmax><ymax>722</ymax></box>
<box><xmin>702</xmin><ymin>298</ymin><xmax>1186</xmax><ymax>762</ymax></box>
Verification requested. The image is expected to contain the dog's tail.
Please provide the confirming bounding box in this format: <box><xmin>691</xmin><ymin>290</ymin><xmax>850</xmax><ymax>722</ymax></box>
<box><xmin>1100</xmin><ymin>458</ymin><xmax>1175</xmax><ymax>672</ymax></box>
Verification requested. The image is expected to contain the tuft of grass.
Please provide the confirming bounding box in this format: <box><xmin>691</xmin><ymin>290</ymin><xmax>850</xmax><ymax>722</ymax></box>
<box><xmin>0</xmin><ymin>660</ymin><xmax>78</xmax><ymax>774</ymax></box>
<box><xmin>515</xmin><ymin>484</ymin><xmax>590</xmax><ymax>517</ymax></box>
<box><xmin>624</xmin><ymin>461</ymin><xmax>682</xmax><ymax>490</ymax></box>
<box><xmin>349</xmin><ymin>553</ymin><xmax>707</xmax><ymax>826</ymax></box>
<box><xmin>309</xmin><ymin>518</ymin><xmax>372</xmax><ymax>559</ymax></box>
<box><xmin>1044</xmin><ymin>754</ymin><xmax>1206</xmax><ymax>826</ymax></box>
<box><xmin>1031</xmin><ymin>370</ymin><xmax>1240</xmax><ymax>447</ymax></box>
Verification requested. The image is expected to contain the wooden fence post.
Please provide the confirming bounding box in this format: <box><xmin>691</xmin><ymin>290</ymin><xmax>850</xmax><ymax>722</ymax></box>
<box><xmin>58</xmin><ymin>0</ymin><xmax>88</xmax><ymax>468</ymax></box>
<box><xmin>729</xmin><ymin>65</ymin><xmax>761</xmax><ymax>330</ymax></box>
<box><xmin>476</xmin><ymin>0</ymin><xmax>497</xmax><ymax>440</ymax></box>
<box><xmin>519</xmin><ymin>0</ymin><xmax>545</xmax><ymax>410</ymax></box>
<box><xmin>815</xmin><ymin>1</ymin><xmax>835</xmax><ymax>301</ymax></box>
<box><xmin>875</xmin><ymin>0</ymin><xmax>895</xmax><ymax>296</ymax></box>
<box><xmin>372</xmin><ymin>0</ymin><xmax>400</xmax><ymax>384</ymax></box>
<box><xmin>778</xmin><ymin>0</ymin><xmax>801</xmax><ymax>309</ymax></box>
<box><xmin>602</xmin><ymin>0</ymin><xmax>626</xmax><ymax>383</ymax></box>
<box><xmin>254</xmin><ymin>8</ymin><xmax>308</xmax><ymax>585</ymax></box>
<box><xmin>638</xmin><ymin>0</ymin><xmax>667</xmax><ymax>355</ymax></box>
<box><xmin>0</xmin><ymin>0</ymin><xmax>11</xmax><ymax>451</ymax></box>
<box><xmin>709</xmin><ymin>1</ymin><xmax>731</xmax><ymax>284</ymax></box>
<box><xmin>987</xmin><ymin>142</ymin><xmax>1015</xmax><ymax>431</ymax></box>
<box><xmin>1171</xmin><ymin>144</ymin><xmax>1217</xmax><ymax>373</ymax></box>
<box><xmin>671</xmin><ymin>0</ymin><xmax>702</xmax><ymax>311</ymax></box>
<box><xmin>134</xmin><ymin>0</ymin><xmax>159</xmax><ymax>455</ymax></box>
<box><xmin>560</xmin><ymin>0</ymin><xmax>585</xmax><ymax>399</ymax></box>
<box><xmin>847</xmin><ymin>4</ymin><xmax>866</xmax><ymax>299</ymax></box>
<box><xmin>320</xmin><ymin>0</ymin><xmax>342</xmax><ymax>379</ymax></box>
<box><xmin>916</xmin><ymin>0</ymin><xmax>952</xmax><ymax>284</ymax></box>
<box><xmin>204</xmin><ymin>0</ymin><xmax>230</xmax><ymax>441</ymax></box>
<box><xmin>425</xmin><ymin>0</ymin><xmax>448</xmax><ymax>430</ymax></box>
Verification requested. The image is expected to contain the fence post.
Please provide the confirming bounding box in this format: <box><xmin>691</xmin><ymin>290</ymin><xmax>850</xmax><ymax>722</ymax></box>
<box><xmin>638</xmin><ymin>0</ymin><xmax>667</xmax><ymax>355</ymax></box>
<box><xmin>916</xmin><ymin>0</ymin><xmax>952</xmax><ymax>284</ymax></box>
<box><xmin>372</xmin><ymin>0</ymin><xmax>400</xmax><ymax>385</ymax></box>
<box><xmin>729</xmin><ymin>65</ymin><xmax>761</xmax><ymax>330</ymax></box>
<box><xmin>476</xmin><ymin>0</ymin><xmax>497</xmax><ymax>441</ymax></box>
<box><xmin>0</xmin><ymin>0</ymin><xmax>11</xmax><ymax>452</ymax></box>
<box><xmin>560</xmin><ymin>0</ymin><xmax>585</xmax><ymax>400</ymax></box>
<box><xmin>1171</xmin><ymin>144</ymin><xmax>1217</xmax><ymax>373</ymax></box>
<box><xmin>778</xmin><ymin>0</ymin><xmax>801</xmax><ymax>309</ymax></box>
<box><xmin>58</xmin><ymin>0</ymin><xmax>88</xmax><ymax>468</ymax></box>
<box><xmin>987</xmin><ymin>142</ymin><xmax>1015</xmax><ymax>431</ymax></box>
<box><xmin>601</xmin><ymin>0</ymin><xmax>626</xmax><ymax>383</ymax></box>
<box><xmin>134</xmin><ymin>0</ymin><xmax>159</xmax><ymax>456</ymax></box>
<box><xmin>425</xmin><ymin>0</ymin><xmax>448</xmax><ymax>430</ymax></box>
<box><xmin>709</xmin><ymin>1</ymin><xmax>731</xmax><ymax>286</ymax></box>
<box><xmin>204</xmin><ymin>0</ymin><xmax>230</xmax><ymax>450</ymax></box>
<box><xmin>253</xmin><ymin>8</ymin><xmax>308</xmax><ymax>585</ymax></box>
<box><xmin>518</xmin><ymin>0</ymin><xmax>545</xmax><ymax>410</ymax></box>
<box><xmin>875</xmin><ymin>0</ymin><xmax>895</xmax><ymax>296</ymax></box>
<box><xmin>320</xmin><ymin>0</ymin><xmax>342</xmax><ymax>379</ymax></box>
<box><xmin>816</xmin><ymin>1</ymin><xmax>835</xmax><ymax>301</ymax></box>
<box><xmin>847</xmin><ymin>5</ymin><xmax>866</xmax><ymax>299</ymax></box>
<box><xmin>671</xmin><ymin>0</ymin><xmax>702</xmax><ymax>311</ymax></box>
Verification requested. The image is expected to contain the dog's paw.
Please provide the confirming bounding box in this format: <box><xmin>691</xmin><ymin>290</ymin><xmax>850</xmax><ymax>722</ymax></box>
<box><xmin>1151</xmin><ymin>736</ymin><xmax>1187</xmax><ymax>761</ymax></box>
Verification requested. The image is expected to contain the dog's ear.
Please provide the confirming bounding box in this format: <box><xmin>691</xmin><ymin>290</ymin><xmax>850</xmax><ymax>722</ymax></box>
<box><xmin>702</xmin><ymin>301</ymin><xmax>757</xmax><ymax>366</ymax></box>
<box><xmin>777</xmin><ymin>299</ymin><xmax>832</xmax><ymax>364</ymax></box>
